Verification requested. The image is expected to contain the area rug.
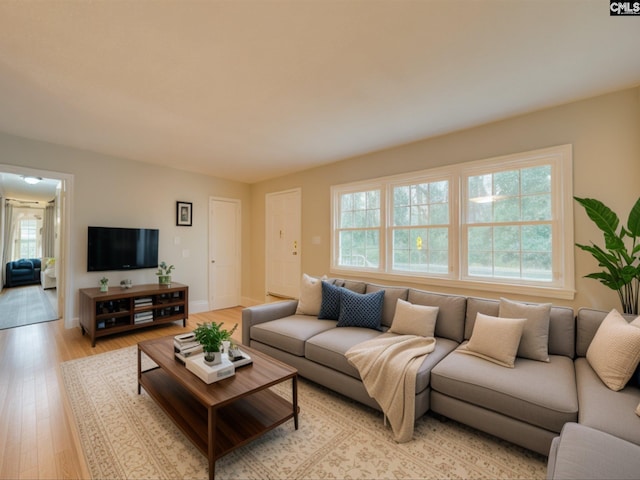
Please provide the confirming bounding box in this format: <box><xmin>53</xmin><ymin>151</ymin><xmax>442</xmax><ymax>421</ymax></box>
<box><xmin>0</xmin><ymin>284</ymin><xmax>58</xmax><ymax>329</ymax></box>
<box><xmin>61</xmin><ymin>346</ymin><xmax>546</xmax><ymax>479</ymax></box>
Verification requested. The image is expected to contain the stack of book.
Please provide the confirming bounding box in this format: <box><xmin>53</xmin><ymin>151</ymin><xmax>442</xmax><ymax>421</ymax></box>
<box><xmin>134</xmin><ymin>311</ymin><xmax>153</xmax><ymax>324</ymax></box>
<box><xmin>174</xmin><ymin>332</ymin><xmax>203</xmax><ymax>364</ymax></box>
<box><xmin>134</xmin><ymin>297</ymin><xmax>153</xmax><ymax>307</ymax></box>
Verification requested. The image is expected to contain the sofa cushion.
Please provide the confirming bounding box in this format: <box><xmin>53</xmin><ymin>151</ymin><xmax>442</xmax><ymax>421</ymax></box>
<box><xmin>306</xmin><ymin>327</ymin><xmax>459</xmax><ymax>393</ymax></box>
<box><xmin>305</xmin><ymin>327</ymin><xmax>383</xmax><ymax>379</ymax></box>
<box><xmin>499</xmin><ymin>297</ymin><xmax>551</xmax><ymax>362</ymax></box>
<box><xmin>459</xmin><ymin>313</ymin><xmax>526</xmax><ymax>368</ymax></box>
<box><xmin>575</xmin><ymin>357</ymin><xmax>640</xmax><ymax>445</ymax></box>
<box><xmin>250</xmin><ymin>315</ymin><xmax>337</xmax><ymax>356</ymax></box>
<box><xmin>365</xmin><ymin>283</ymin><xmax>409</xmax><ymax>328</ymax></box>
<box><xmin>295</xmin><ymin>273</ymin><xmax>326</xmax><ymax>316</ymax></box>
<box><xmin>318</xmin><ymin>281</ymin><xmax>342</xmax><ymax>320</ymax></box>
<box><xmin>337</xmin><ymin>288</ymin><xmax>384</xmax><ymax>330</ymax></box>
<box><xmin>15</xmin><ymin>259</ymin><xmax>34</xmax><ymax>269</ymax></box>
<box><xmin>431</xmin><ymin>351</ymin><xmax>578</xmax><ymax>432</ymax></box>
<box><xmin>331</xmin><ymin>279</ymin><xmax>367</xmax><ymax>293</ymax></box>
<box><xmin>407</xmin><ymin>289</ymin><xmax>466</xmax><ymax>342</ymax></box>
<box><xmin>547</xmin><ymin>422</ymin><xmax>640</xmax><ymax>480</ymax></box>
<box><xmin>388</xmin><ymin>299</ymin><xmax>438</xmax><ymax>337</ymax></box>
<box><xmin>586</xmin><ymin>309</ymin><xmax>640</xmax><ymax>391</ymax></box>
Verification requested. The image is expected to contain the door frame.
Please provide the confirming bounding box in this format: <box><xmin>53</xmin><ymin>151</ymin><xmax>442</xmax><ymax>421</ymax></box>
<box><xmin>0</xmin><ymin>164</ymin><xmax>74</xmax><ymax>326</ymax></box>
<box><xmin>208</xmin><ymin>196</ymin><xmax>241</xmax><ymax>310</ymax></box>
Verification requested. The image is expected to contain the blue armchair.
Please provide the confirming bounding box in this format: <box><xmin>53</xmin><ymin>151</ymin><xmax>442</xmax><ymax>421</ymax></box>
<box><xmin>5</xmin><ymin>258</ymin><xmax>42</xmax><ymax>287</ymax></box>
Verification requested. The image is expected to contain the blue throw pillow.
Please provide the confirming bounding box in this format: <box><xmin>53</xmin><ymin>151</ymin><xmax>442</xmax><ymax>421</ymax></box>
<box><xmin>318</xmin><ymin>281</ymin><xmax>342</xmax><ymax>320</ymax></box>
<box><xmin>337</xmin><ymin>288</ymin><xmax>384</xmax><ymax>330</ymax></box>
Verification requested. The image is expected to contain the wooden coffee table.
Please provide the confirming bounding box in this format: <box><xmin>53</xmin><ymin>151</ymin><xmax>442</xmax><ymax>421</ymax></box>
<box><xmin>137</xmin><ymin>336</ymin><xmax>299</xmax><ymax>480</ymax></box>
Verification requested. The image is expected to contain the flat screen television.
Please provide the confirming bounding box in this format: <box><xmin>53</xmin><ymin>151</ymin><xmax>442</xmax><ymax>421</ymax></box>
<box><xmin>87</xmin><ymin>226</ymin><xmax>159</xmax><ymax>272</ymax></box>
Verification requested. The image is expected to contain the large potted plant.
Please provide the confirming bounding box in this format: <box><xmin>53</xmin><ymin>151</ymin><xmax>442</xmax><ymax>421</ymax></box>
<box><xmin>575</xmin><ymin>196</ymin><xmax>640</xmax><ymax>314</ymax></box>
<box><xmin>193</xmin><ymin>321</ymin><xmax>238</xmax><ymax>366</ymax></box>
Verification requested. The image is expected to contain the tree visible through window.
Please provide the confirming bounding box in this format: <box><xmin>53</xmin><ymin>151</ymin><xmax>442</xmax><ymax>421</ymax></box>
<box><xmin>337</xmin><ymin>189</ymin><xmax>381</xmax><ymax>268</ymax></box>
<box><xmin>391</xmin><ymin>180</ymin><xmax>449</xmax><ymax>273</ymax></box>
<box><xmin>465</xmin><ymin>165</ymin><xmax>553</xmax><ymax>281</ymax></box>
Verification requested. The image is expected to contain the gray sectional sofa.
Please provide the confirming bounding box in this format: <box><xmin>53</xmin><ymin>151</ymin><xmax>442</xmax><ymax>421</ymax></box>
<box><xmin>242</xmin><ymin>278</ymin><xmax>640</xmax><ymax>475</ymax></box>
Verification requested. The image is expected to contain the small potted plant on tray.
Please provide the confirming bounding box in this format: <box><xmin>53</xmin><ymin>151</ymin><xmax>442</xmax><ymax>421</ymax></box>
<box><xmin>99</xmin><ymin>277</ymin><xmax>109</xmax><ymax>292</ymax></box>
<box><xmin>193</xmin><ymin>321</ymin><xmax>238</xmax><ymax>366</ymax></box>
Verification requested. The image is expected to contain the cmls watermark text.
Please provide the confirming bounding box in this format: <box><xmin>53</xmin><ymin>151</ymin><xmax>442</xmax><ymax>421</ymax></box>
<box><xmin>610</xmin><ymin>1</ymin><xmax>640</xmax><ymax>15</ymax></box>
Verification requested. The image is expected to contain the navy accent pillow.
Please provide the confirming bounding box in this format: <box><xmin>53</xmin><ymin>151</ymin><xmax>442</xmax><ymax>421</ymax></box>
<box><xmin>337</xmin><ymin>288</ymin><xmax>385</xmax><ymax>330</ymax></box>
<box><xmin>318</xmin><ymin>281</ymin><xmax>342</xmax><ymax>320</ymax></box>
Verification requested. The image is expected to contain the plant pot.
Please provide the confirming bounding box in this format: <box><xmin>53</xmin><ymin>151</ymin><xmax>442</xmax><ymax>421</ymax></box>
<box><xmin>158</xmin><ymin>275</ymin><xmax>171</xmax><ymax>286</ymax></box>
<box><xmin>203</xmin><ymin>351</ymin><xmax>222</xmax><ymax>366</ymax></box>
<box><xmin>99</xmin><ymin>285</ymin><xmax>108</xmax><ymax>292</ymax></box>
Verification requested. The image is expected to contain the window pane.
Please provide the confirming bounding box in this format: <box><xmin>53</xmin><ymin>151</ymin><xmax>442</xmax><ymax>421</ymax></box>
<box><xmin>394</xmin><ymin>186</ymin><xmax>410</xmax><ymax>206</ymax></box>
<box><xmin>468</xmin><ymin>226</ymin><xmax>492</xmax><ymax>251</ymax></box>
<box><xmin>523</xmin><ymin>252</ymin><xmax>552</xmax><ymax>281</ymax></box>
<box><xmin>468</xmin><ymin>174</ymin><xmax>492</xmax><ymax>200</ymax></box>
<box><xmin>468</xmin><ymin>201</ymin><xmax>492</xmax><ymax>224</ymax></box>
<box><xmin>428</xmin><ymin>228</ymin><xmax>448</xmax><ymax>251</ymax></box>
<box><xmin>468</xmin><ymin>251</ymin><xmax>492</xmax><ymax>277</ymax></box>
<box><xmin>522</xmin><ymin>224</ymin><xmax>551</xmax><ymax>252</ymax></box>
<box><xmin>394</xmin><ymin>206</ymin><xmax>410</xmax><ymax>226</ymax></box>
<box><xmin>494</xmin><ymin>197</ymin><xmax>520</xmax><ymax>222</ymax></box>
<box><xmin>494</xmin><ymin>170</ymin><xmax>519</xmax><ymax>196</ymax></box>
<box><xmin>429</xmin><ymin>203</ymin><xmax>449</xmax><ymax>225</ymax></box>
<box><xmin>430</xmin><ymin>181</ymin><xmax>448</xmax><ymax>203</ymax></box>
<box><xmin>522</xmin><ymin>165</ymin><xmax>551</xmax><ymax>194</ymax></box>
<box><xmin>493</xmin><ymin>225</ymin><xmax>520</xmax><ymax>252</ymax></box>
<box><xmin>338</xmin><ymin>230</ymin><xmax>379</xmax><ymax>268</ymax></box>
<box><xmin>410</xmin><ymin>205</ymin><xmax>428</xmax><ymax>226</ymax></box>
<box><xmin>522</xmin><ymin>194</ymin><xmax>551</xmax><ymax>221</ymax></box>
<box><xmin>495</xmin><ymin>252</ymin><xmax>521</xmax><ymax>278</ymax></box>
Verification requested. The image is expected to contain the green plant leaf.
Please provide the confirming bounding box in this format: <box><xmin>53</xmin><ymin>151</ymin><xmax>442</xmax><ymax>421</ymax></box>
<box><xmin>575</xmin><ymin>196</ymin><xmax>620</xmax><ymax>237</ymax></box>
<box><xmin>627</xmin><ymin>197</ymin><xmax>640</xmax><ymax>237</ymax></box>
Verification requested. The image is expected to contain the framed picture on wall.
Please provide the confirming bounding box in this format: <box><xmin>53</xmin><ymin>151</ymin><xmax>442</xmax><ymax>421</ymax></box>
<box><xmin>176</xmin><ymin>201</ymin><xmax>192</xmax><ymax>226</ymax></box>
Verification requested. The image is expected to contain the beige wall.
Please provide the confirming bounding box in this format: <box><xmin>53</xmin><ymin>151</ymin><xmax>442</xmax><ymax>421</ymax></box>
<box><xmin>249</xmin><ymin>87</ymin><xmax>640</xmax><ymax>312</ymax></box>
<box><xmin>1</xmin><ymin>86</ymin><xmax>638</xmax><ymax>321</ymax></box>
<box><xmin>0</xmin><ymin>132</ymin><xmax>252</xmax><ymax>324</ymax></box>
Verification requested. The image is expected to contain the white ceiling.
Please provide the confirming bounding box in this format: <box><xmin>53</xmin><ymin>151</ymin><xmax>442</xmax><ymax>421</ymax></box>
<box><xmin>0</xmin><ymin>1</ymin><xmax>638</xmax><ymax>184</ymax></box>
<box><xmin>0</xmin><ymin>173</ymin><xmax>59</xmax><ymax>203</ymax></box>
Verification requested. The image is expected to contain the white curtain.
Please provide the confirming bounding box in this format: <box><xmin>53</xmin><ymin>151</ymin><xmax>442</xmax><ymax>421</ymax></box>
<box><xmin>43</xmin><ymin>201</ymin><xmax>55</xmax><ymax>258</ymax></box>
<box><xmin>2</xmin><ymin>202</ymin><xmax>14</xmax><ymax>287</ymax></box>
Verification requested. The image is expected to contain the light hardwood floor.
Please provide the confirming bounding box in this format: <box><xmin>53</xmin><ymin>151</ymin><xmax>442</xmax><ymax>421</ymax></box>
<box><xmin>0</xmin><ymin>307</ymin><xmax>243</xmax><ymax>480</ymax></box>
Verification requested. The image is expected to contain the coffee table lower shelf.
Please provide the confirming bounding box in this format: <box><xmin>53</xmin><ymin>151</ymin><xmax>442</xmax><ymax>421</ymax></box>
<box><xmin>139</xmin><ymin>366</ymin><xmax>298</xmax><ymax>477</ymax></box>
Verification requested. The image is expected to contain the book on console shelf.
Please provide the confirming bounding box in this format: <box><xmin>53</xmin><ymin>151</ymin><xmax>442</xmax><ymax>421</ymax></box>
<box><xmin>134</xmin><ymin>297</ymin><xmax>153</xmax><ymax>307</ymax></box>
<box><xmin>134</xmin><ymin>311</ymin><xmax>154</xmax><ymax>324</ymax></box>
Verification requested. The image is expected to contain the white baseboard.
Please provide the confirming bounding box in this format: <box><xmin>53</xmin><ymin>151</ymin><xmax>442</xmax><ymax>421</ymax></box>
<box><xmin>189</xmin><ymin>300</ymin><xmax>210</xmax><ymax>314</ymax></box>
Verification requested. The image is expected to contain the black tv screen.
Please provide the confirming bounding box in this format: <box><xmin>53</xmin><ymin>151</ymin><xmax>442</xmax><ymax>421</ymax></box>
<box><xmin>87</xmin><ymin>226</ymin><xmax>159</xmax><ymax>272</ymax></box>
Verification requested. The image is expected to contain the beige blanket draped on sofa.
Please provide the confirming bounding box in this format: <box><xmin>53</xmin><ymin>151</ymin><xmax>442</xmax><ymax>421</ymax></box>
<box><xmin>345</xmin><ymin>333</ymin><xmax>436</xmax><ymax>442</ymax></box>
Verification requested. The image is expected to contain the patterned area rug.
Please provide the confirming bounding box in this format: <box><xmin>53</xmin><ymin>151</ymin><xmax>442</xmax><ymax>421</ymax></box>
<box><xmin>61</xmin><ymin>346</ymin><xmax>546</xmax><ymax>479</ymax></box>
<box><xmin>0</xmin><ymin>284</ymin><xmax>58</xmax><ymax>329</ymax></box>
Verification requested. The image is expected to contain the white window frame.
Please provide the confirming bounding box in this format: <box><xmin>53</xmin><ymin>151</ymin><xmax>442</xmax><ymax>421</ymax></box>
<box><xmin>330</xmin><ymin>145</ymin><xmax>575</xmax><ymax>300</ymax></box>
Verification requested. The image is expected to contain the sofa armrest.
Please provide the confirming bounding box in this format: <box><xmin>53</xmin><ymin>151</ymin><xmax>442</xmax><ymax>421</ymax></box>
<box><xmin>242</xmin><ymin>300</ymin><xmax>298</xmax><ymax>345</ymax></box>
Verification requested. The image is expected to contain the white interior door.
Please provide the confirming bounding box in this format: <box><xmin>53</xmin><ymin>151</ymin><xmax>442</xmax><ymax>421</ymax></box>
<box><xmin>266</xmin><ymin>188</ymin><xmax>301</xmax><ymax>299</ymax></box>
<box><xmin>209</xmin><ymin>197</ymin><xmax>241</xmax><ymax>310</ymax></box>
